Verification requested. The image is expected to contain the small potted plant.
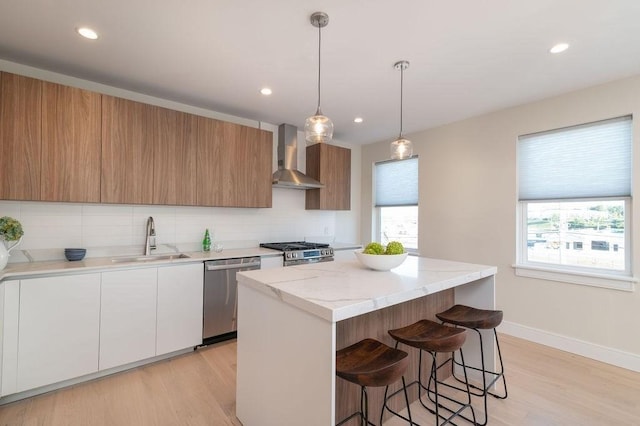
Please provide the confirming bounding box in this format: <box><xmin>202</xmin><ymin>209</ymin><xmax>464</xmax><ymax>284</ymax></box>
<box><xmin>0</xmin><ymin>216</ymin><xmax>24</xmax><ymax>270</ymax></box>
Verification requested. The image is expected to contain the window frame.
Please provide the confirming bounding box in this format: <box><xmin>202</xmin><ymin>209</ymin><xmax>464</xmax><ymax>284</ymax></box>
<box><xmin>515</xmin><ymin>197</ymin><xmax>635</xmax><ymax>291</ymax></box>
<box><xmin>375</xmin><ymin>205</ymin><xmax>419</xmax><ymax>253</ymax></box>
<box><xmin>373</xmin><ymin>157</ymin><xmax>419</xmax><ymax>253</ymax></box>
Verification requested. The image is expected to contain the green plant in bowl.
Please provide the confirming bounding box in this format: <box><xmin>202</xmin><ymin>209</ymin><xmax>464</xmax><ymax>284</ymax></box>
<box><xmin>363</xmin><ymin>242</ymin><xmax>385</xmax><ymax>254</ymax></box>
<box><xmin>0</xmin><ymin>216</ymin><xmax>23</xmax><ymax>242</ymax></box>
<box><xmin>385</xmin><ymin>241</ymin><xmax>404</xmax><ymax>255</ymax></box>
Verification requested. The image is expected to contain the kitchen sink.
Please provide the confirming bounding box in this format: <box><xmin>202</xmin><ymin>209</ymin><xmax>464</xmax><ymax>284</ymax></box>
<box><xmin>111</xmin><ymin>253</ymin><xmax>191</xmax><ymax>263</ymax></box>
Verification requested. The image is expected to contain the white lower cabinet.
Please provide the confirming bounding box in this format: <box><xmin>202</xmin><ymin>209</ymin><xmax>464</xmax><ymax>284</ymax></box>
<box><xmin>2</xmin><ymin>281</ymin><xmax>21</xmax><ymax>396</ymax></box>
<box><xmin>16</xmin><ymin>274</ymin><xmax>101</xmax><ymax>392</ymax></box>
<box><xmin>156</xmin><ymin>263</ymin><xmax>203</xmax><ymax>355</ymax></box>
<box><xmin>99</xmin><ymin>268</ymin><xmax>158</xmax><ymax>370</ymax></box>
<box><xmin>0</xmin><ymin>263</ymin><xmax>204</xmax><ymax>397</ymax></box>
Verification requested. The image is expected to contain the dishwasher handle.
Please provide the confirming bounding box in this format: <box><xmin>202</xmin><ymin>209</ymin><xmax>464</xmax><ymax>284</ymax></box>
<box><xmin>205</xmin><ymin>260</ymin><xmax>262</xmax><ymax>271</ymax></box>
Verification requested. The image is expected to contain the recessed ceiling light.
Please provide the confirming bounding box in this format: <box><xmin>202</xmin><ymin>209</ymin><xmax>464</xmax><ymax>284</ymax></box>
<box><xmin>549</xmin><ymin>43</ymin><xmax>569</xmax><ymax>54</ymax></box>
<box><xmin>260</xmin><ymin>87</ymin><xmax>272</xmax><ymax>96</ymax></box>
<box><xmin>354</xmin><ymin>117</ymin><xmax>363</xmax><ymax>123</ymax></box>
<box><xmin>77</xmin><ymin>27</ymin><xmax>98</xmax><ymax>40</ymax></box>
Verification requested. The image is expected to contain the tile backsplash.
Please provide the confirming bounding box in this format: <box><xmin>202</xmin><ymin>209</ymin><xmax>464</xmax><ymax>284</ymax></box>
<box><xmin>1</xmin><ymin>189</ymin><xmax>338</xmax><ymax>263</ymax></box>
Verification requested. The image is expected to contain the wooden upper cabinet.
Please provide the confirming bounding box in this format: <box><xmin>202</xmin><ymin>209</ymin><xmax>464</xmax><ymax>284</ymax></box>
<box><xmin>305</xmin><ymin>143</ymin><xmax>351</xmax><ymax>210</ymax></box>
<box><xmin>0</xmin><ymin>72</ymin><xmax>42</xmax><ymax>200</ymax></box>
<box><xmin>152</xmin><ymin>108</ymin><xmax>197</xmax><ymax>205</ymax></box>
<box><xmin>196</xmin><ymin>117</ymin><xmax>272</xmax><ymax>207</ymax></box>
<box><xmin>196</xmin><ymin>116</ymin><xmax>223</xmax><ymax>206</ymax></box>
<box><xmin>41</xmin><ymin>82</ymin><xmax>102</xmax><ymax>202</ymax></box>
<box><xmin>101</xmin><ymin>96</ymin><xmax>154</xmax><ymax>204</ymax></box>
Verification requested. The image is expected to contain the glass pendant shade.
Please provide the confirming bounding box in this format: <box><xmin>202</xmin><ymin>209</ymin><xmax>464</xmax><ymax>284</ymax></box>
<box><xmin>305</xmin><ymin>109</ymin><xmax>334</xmax><ymax>143</ymax></box>
<box><xmin>390</xmin><ymin>137</ymin><xmax>413</xmax><ymax>160</ymax></box>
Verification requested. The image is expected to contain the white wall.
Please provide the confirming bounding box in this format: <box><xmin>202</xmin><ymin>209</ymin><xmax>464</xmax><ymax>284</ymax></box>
<box><xmin>361</xmin><ymin>74</ymin><xmax>640</xmax><ymax>371</ymax></box>
<box><xmin>0</xmin><ymin>60</ymin><xmax>361</xmax><ymax>262</ymax></box>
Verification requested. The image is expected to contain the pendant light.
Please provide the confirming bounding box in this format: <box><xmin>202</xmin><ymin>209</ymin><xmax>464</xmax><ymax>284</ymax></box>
<box><xmin>305</xmin><ymin>12</ymin><xmax>333</xmax><ymax>144</ymax></box>
<box><xmin>390</xmin><ymin>60</ymin><xmax>413</xmax><ymax>160</ymax></box>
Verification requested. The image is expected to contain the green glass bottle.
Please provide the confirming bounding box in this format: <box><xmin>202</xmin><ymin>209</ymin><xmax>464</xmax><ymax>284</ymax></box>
<box><xmin>203</xmin><ymin>229</ymin><xmax>211</xmax><ymax>252</ymax></box>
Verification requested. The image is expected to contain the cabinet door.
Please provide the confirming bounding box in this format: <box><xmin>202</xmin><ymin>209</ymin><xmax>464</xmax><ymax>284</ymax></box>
<box><xmin>156</xmin><ymin>263</ymin><xmax>203</xmax><ymax>355</ymax></box>
<box><xmin>226</xmin><ymin>123</ymin><xmax>272</xmax><ymax>207</ymax></box>
<box><xmin>41</xmin><ymin>82</ymin><xmax>102</xmax><ymax>202</ymax></box>
<box><xmin>17</xmin><ymin>274</ymin><xmax>101</xmax><ymax>392</ymax></box>
<box><xmin>260</xmin><ymin>256</ymin><xmax>283</xmax><ymax>269</ymax></box>
<box><xmin>197</xmin><ymin>117</ymin><xmax>272</xmax><ymax>207</ymax></box>
<box><xmin>305</xmin><ymin>143</ymin><xmax>351</xmax><ymax>210</ymax></box>
<box><xmin>1</xmin><ymin>281</ymin><xmax>20</xmax><ymax>396</ymax></box>
<box><xmin>153</xmin><ymin>108</ymin><xmax>197</xmax><ymax>205</ymax></box>
<box><xmin>100</xmin><ymin>268</ymin><xmax>157</xmax><ymax>370</ymax></box>
<box><xmin>101</xmin><ymin>96</ymin><xmax>154</xmax><ymax>204</ymax></box>
<box><xmin>0</xmin><ymin>72</ymin><xmax>41</xmax><ymax>200</ymax></box>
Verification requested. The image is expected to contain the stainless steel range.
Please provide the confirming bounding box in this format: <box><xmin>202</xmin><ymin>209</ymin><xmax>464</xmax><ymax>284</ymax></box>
<box><xmin>260</xmin><ymin>241</ymin><xmax>334</xmax><ymax>266</ymax></box>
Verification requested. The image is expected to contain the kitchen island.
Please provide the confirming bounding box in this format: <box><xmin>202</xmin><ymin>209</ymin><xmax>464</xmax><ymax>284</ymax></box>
<box><xmin>236</xmin><ymin>255</ymin><xmax>497</xmax><ymax>426</ymax></box>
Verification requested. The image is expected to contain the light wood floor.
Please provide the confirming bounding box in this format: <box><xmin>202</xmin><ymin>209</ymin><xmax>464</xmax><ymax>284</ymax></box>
<box><xmin>1</xmin><ymin>334</ymin><xmax>639</xmax><ymax>425</ymax></box>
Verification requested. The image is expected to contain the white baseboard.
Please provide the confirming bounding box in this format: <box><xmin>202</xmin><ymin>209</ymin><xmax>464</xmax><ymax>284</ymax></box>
<box><xmin>498</xmin><ymin>321</ymin><xmax>640</xmax><ymax>373</ymax></box>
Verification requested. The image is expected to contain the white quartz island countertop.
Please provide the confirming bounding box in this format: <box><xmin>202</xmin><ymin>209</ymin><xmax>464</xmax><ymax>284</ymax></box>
<box><xmin>237</xmin><ymin>255</ymin><xmax>497</xmax><ymax>323</ymax></box>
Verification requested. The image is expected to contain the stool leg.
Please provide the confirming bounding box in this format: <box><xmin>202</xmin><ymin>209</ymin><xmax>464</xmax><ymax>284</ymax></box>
<box><xmin>380</xmin><ymin>376</ymin><xmax>414</xmax><ymax>426</ymax></box>
<box><xmin>336</xmin><ymin>385</ymin><xmax>377</xmax><ymax>426</ymax></box>
<box><xmin>448</xmin><ymin>327</ymin><xmax>506</xmax><ymax>426</ymax></box>
<box><xmin>490</xmin><ymin>328</ymin><xmax>508</xmax><ymax>399</ymax></box>
<box><xmin>431</xmin><ymin>352</ymin><xmax>441</xmax><ymax>425</ymax></box>
<box><xmin>401</xmin><ymin>376</ymin><xmax>413</xmax><ymax>424</ymax></box>
<box><xmin>362</xmin><ymin>386</ymin><xmax>368</xmax><ymax>426</ymax></box>
<box><xmin>458</xmin><ymin>348</ymin><xmax>478</xmax><ymax>425</ymax></box>
<box><xmin>422</xmin><ymin>349</ymin><xmax>478</xmax><ymax>426</ymax></box>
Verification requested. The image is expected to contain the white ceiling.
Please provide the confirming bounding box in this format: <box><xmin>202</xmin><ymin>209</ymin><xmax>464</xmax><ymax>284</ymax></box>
<box><xmin>1</xmin><ymin>1</ymin><xmax>639</xmax><ymax>144</ymax></box>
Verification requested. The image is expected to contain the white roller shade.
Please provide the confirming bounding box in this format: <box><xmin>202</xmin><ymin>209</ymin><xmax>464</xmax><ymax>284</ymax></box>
<box><xmin>518</xmin><ymin>116</ymin><xmax>632</xmax><ymax>201</ymax></box>
<box><xmin>375</xmin><ymin>157</ymin><xmax>418</xmax><ymax>207</ymax></box>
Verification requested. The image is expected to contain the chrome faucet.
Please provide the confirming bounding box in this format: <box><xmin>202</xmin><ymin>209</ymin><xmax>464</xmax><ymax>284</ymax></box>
<box><xmin>144</xmin><ymin>216</ymin><xmax>156</xmax><ymax>255</ymax></box>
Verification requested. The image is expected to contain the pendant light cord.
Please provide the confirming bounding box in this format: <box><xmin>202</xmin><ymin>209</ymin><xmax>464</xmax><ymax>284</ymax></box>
<box><xmin>316</xmin><ymin>23</ymin><xmax>322</xmax><ymax>113</ymax></box>
<box><xmin>399</xmin><ymin>65</ymin><xmax>404</xmax><ymax>138</ymax></box>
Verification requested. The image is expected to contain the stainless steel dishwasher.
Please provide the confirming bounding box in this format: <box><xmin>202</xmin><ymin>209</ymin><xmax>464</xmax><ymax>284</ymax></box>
<box><xmin>203</xmin><ymin>256</ymin><xmax>261</xmax><ymax>343</ymax></box>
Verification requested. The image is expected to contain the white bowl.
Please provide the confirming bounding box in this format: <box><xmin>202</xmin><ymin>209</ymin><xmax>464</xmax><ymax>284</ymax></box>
<box><xmin>354</xmin><ymin>250</ymin><xmax>408</xmax><ymax>271</ymax></box>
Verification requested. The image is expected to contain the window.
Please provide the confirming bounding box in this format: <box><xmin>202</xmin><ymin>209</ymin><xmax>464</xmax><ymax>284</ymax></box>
<box><xmin>374</xmin><ymin>157</ymin><xmax>418</xmax><ymax>250</ymax></box>
<box><xmin>516</xmin><ymin>116</ymin><xmax>633</xmax><ymax>290</ymax></box>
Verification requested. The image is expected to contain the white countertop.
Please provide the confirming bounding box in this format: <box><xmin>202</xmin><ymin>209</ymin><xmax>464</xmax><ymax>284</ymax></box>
<box><xmin>0</xmin><ymin>242</ymin><xmax>362</xmax><ymax>283</ymax></box>
<box><xmin>0</xmin><ymin>247</ymin><xmax>283</xmax><ymax>282</ymax></box>
<box><xmin>237</xmin><ymin>255</ymin><xmax>497</xmax><ymax>322</ymax></box>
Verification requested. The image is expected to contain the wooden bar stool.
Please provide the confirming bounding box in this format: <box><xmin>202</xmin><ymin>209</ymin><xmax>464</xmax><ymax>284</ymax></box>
<box><xmin>336</xmin><ymin>338</ymin><xmax>413</xmax><ymax>426</ymax></box>
<box><xmin>436</xmin><ymin>304</ymin><xmax>507</xmax><ymax>426</ymax></box>
<box><xmin>387</xmin><ymin>320</ymin><xmax>476</xmax><ymax>426</ymax></box>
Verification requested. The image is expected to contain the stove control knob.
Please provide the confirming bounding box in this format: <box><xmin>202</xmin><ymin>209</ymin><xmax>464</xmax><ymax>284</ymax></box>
<box><xmin>286</xmin><ymin>252</ymin><xmax>291</xmax><ymax>259</ymax></box>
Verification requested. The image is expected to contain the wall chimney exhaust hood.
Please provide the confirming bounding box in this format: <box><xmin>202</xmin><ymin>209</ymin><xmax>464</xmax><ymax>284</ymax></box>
<box><xmin>272</xmin><ymin>124</ymin><xmax>324</xmax><ymax>190</ymax></box>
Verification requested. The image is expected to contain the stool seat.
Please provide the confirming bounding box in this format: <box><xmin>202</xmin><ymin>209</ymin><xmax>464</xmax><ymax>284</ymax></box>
<box><xmin>336</xmin><ymin>338</ymin><xmax>409</xmax><ymax>388</ymax></box>
<box><xmin>388</xmin><ymin>319</ymin><xmax>467</xmax><ymax>353</ymax></box>
<box><xmin>336</xmin><ymin>338</ymin><xmax>413</xmax><ymax>425</ymax></box>
<box><xmin>436</xmin><ymin>304</ymin><xmax>503</xmax><ymax>329</ymax></box>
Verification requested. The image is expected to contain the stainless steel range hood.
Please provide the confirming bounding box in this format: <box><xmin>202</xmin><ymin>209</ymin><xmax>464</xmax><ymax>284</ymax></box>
<box><xmin>272</xmin><ymin>123</ymin><xmax>324</xmax><ymax>190</ymax></box>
